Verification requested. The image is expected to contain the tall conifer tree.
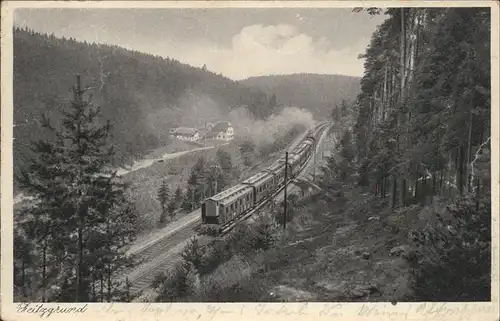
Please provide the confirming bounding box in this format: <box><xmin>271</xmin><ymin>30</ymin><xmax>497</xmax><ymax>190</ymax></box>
<box><xmin>18</xmin><ymin>75</ymin><xmax>139</xmax><ymax>302</ymax></box>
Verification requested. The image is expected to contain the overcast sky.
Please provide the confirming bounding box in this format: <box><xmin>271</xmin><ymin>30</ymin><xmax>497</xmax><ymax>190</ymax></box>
<box><xmin>14</xmin><ymin>8</ymin><xmax>386</xmax><ymax>80</ymax></box>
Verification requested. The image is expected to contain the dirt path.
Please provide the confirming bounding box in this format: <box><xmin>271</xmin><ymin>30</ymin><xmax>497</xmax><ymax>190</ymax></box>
<box><xmin>116</xmin><ymin>143</ymin><xmax>229</xmax><ymax>176</ymax></box>
<box><xmin>12</xmin><ymin>142</ymin><xmax>229</xmax><ymax>205</ymax></box>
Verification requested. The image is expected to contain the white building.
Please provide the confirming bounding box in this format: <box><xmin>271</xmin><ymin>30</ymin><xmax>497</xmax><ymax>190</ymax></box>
<box><xmin>206</xmin><ymin>121</ymin><xmax>234</xmax><ymax>141</ymax></box>
<box><xmin>173</xmin><ymin>127</ymin><xmax>200</xmax><ymax>141</ymax></box>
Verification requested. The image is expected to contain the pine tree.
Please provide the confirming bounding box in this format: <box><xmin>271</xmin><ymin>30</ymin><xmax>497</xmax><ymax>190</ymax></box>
<box><xmin>13</xmin><ymin>224</ymin><xmax>34</xmax><ymax>299</ymax></box>
<box><xmin>188</xmin><ymin>156</ymin><xmax>208</xmax><ymax>205</ymax></box>
<box><xmin>167</xmin><ymin>200</ymin><xmax>177</xmax><ymax>220</ymax></box>
<box><xmin>331</xmin><ymin>106</ymin><xmax>342</xmax><ymax>123</ymax></box>
<box><xmin>268</xmin><ymin>93</ymin><xmax>278</xmax><ymax>115</ymax></box>
<box><xmin>174</xmin><ymin>186</ymin><xmax>183</xmax><ymax>207</ymax></box>
<box><xmin>204</xmin><ymin>161</ymin><xmax>224</xmax><ymax>197</ymax></box>
<box><xmin>157</xmin><ymin>179</ymin><xmax>170</xmax><ymax>225</ymax></box>
<box><xmin>181</xmin><ymin>185</ymin><xmax>196</xmax><ymax>212</ymax></box>
<box><xmin>239</xmin><ymin>140</ymin><xmax>255</xmax><ymax>167</ymax></box>
<box><xmin>181</xmin><ymin>236</ymin><xmax>205</xmax><ymax>273</ymax></box>
<box><xmin>216</xmin><ymin>148</ymin><xmax>233</xmax><ymax>182</ymax></box>
<box><xmin>17</xmin><ymin>75</ymin><xmax>139</xmax><ymax>302</ymax></box>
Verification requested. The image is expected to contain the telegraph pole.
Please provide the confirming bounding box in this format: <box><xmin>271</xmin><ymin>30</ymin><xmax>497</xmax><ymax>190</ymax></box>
<box><xmin>191</xmin><ymin>188</ymin><xmax>195</xmax><ymax>211</ymax></box>
<box><xmin>313</xmin><ymin>145</ymin><xmax>317</xmax><ymax>182</ymax></box>
<box><xmin>283</xmin><ymin>151</ymin><xmax>288</xmax><ymax>229</ymax></box>
<box><xmin>74</xmin><ymin>74</ymin><xmax>86</xmax><ymax>302</ymax></box>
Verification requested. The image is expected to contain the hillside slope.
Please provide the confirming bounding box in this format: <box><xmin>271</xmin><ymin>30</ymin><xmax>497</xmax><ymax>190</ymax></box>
<box><xmin>240</xmin><ymin>73</ymin><xmax>361</xmax><ymax>118</ymax></box>
<box><xmin>13</xmin><ymin>27</ymin><xmax>270</xmax><ymax>176</ymax></box>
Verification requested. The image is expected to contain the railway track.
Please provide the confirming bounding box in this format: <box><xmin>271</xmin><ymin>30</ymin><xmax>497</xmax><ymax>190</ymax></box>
<box><xmin>218</xmin><ymin>121</ymin><xmax>330</xmax><ymax>235</ymax></box>
<box><xmin>127</xmin><ymin>226</ymin><xmax>209</xmax><ymax>295</ymax></box>
<box><xmin>124</xmin><ymin>121</ymin><xmax>331</xmax><ymax>299</ymax></box>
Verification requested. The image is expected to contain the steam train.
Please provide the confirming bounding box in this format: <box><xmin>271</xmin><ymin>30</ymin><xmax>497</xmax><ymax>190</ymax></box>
<box><xmin>201</xmin><ymin>129</ymin><xmax>317</xmax><ymax>231</ymax></box>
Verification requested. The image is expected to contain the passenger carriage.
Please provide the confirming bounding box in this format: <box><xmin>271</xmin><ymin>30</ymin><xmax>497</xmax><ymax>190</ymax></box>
<box><xmin>241</xmin><ymin>171</ymin><xmax>275</xmax><ymax>204</ymax></box>
<box><xmin>287</xmin><ymin>153</ymin><xmax>302</xmax><ymax>177</ymax></box>
<box><xmin>297</xmin><ymin>138</ymin><xmax>314</xmax><ymax>167</ymax></box>
<box><xmin>266</xmin><ymin>161</ymin><xmax>286</xmax><ymax>188</ymax></box>
<box><xmin>201</xmin><ymin>184</ymin><xmax>253</xmax><ymax>226</ymax></box>
<box><xmin>201</xmin><ymin>132</ymin><xmax>318</xmax><ymax>229</ymax></box>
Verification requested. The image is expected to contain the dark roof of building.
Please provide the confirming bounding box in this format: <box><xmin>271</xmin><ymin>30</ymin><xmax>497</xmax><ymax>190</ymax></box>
<box><xmin>174</xmin><ymin>127</ymin><xmax>198</xmax><ymax>136</ymax></box>
<box><xmin>210</xmin><ymin>121</ymin><xmax>232</xmax><ymax>133</ymax></box>
<box><xmin>205</xmin><ymin>131</ymin><xmax>218</xmax><ymax>138</ymax></box>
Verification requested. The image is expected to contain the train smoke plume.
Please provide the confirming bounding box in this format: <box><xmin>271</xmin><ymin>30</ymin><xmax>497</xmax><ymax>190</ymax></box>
<box><xmin>228</xmin><ymin>106</ymin><xmax>315</xmax><ymax>146</ymax></box>
<box><xmin>170</xmin><ymin>89</ymin><xmax>315</xmax><ymax>146</ymax></box>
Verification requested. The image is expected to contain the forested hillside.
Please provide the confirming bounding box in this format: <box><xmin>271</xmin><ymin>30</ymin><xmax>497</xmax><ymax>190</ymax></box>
<box><xmin>353</xmin><ymin>7</ymin><xmax>490</xmax><ymax>210</ymax></box>
<box><xmin>13</xmin><ymin>27</ymin><xmax>270</xmax><ymax>175</ymax></box>
<box><xmin>147</xmin><ymin>8</ymin><xmax>493</xmax><ymax>303</ymax></box>
<box><xmin>240</xmin><ymin>73</ymin><xmax>361</xmax><ymax>118</ymax></box>
<box><xmin>346</xmin><ymin>7</ymin><xmax>491</xmax><ymax>300</ymax></box>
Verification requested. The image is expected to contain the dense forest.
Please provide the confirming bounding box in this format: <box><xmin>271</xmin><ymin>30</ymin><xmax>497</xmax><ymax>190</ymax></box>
<box><xmin>346</xmin><ymin>7</ymin><xmax>491</xmax><ymax>300</ymax></box>
<box><xmin>13</xmin><ymin>27</ymin><xmax>271</xmax><ymax>176</ymax></box>
<box><xmin>352</xmin><ymin>7</ymin><xmax>490</xmax><ymax>210</ymax></box>
<box><xmin>240</xmin><ymin>73</ymin><xmax>361</xmax><ymax>119</ymax></box>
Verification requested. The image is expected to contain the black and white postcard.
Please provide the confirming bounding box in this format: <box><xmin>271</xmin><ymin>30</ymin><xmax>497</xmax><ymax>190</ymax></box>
<box><xmin>1</xmin><ymin>1</ymin><xmax>499</xmax><ymax>321</ymax></box>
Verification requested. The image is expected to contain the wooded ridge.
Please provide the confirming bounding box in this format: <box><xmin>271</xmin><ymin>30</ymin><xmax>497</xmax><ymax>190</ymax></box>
<box><xmin>240</xmin><ymin>73</ymin><xmax>361</xmax><ymax>119</ymax></box>
<box><xmin>13</xmin><ymin>27</ymin><xmax>271</xmax><ymax>179</ymax></box>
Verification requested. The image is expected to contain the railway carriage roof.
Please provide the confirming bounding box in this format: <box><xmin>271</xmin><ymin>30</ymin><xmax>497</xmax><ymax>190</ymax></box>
<box><xmin>210</xmin><ymin>184</ymin><xmax>251</xmax><ymax>202</ymax></box>
<box><xmin>295</xmin><ymin>140</ymin><xmax>313</xmax><ymax>152</ymax></box>
<box><xmin>267</xmin><ymin>162</ymin><xmax>284</xmax><ymax>173</ymax></box>
<box><xmin>292</xmin><ymin>143</ymin><xmax>312</xmax><ymax>157</ymax></box>
<box><xmin>242</xmin><ymin>171</ymin><xmax>272</xmax><ymax>186</ymax></box>
<box><xmin>218</xmin><ymin>185</ymin><xmax>254</xmax><ymax>205</ymax></box>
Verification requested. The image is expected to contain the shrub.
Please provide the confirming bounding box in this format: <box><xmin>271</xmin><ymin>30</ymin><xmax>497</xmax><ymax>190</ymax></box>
<box><xmin>156</xmin><ymin>262</ymin><xmax>199</xmax><ymax>302</ymax></box>
<box><xmin>253</xmin><ymin>213</ymin><xmax>279</xmax><ymax>251</ymax></box>
<box><xmin>273</xmin><ymin>195</ymin><xmax>298</xmax><ymax>226</ymax></box>
<box><xmin>409</xmin><ymin>197</ymin><xmax>491</xmax><ymax>301</ymax></box>
<box><xmin>181</xmin><ymin>236</ymin><xmax>206</xmax><ymax>273</ymax></box>
<box><xmin>198</xmin><ymin>225</ymin><xmax>220</xmax><ymax>237</ymax></box>
<box><xmin>151</xmin><ymin>272</ymin><xmax>167</xmax><ymax>289</ymax></box>
<box><xmin>226</xmin><ymin>222</ymin><xmax>258</xmax><ymax>256</ymax></box>
<box><xmin>195</xmin><ymin>255</ymin><xmax>255</xmax><ymax>302</ymax></box>
<box><xmin>198</xmin><ymin>240</ymin><xmax>233</xmax><ymax>276</ymax></box>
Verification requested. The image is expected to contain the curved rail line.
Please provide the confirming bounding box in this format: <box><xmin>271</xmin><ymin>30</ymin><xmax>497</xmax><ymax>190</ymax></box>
<box><xmin>125</xmin><ymin>121</ymin><xmax>331</xmax><ymax>298</ymax></box>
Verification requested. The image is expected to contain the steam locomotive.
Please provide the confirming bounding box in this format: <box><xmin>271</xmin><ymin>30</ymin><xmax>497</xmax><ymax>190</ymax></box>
<box><xmin>201</xmin><ymin>130</ymin><xmax>317</xmax><ymax>230</ymax></box>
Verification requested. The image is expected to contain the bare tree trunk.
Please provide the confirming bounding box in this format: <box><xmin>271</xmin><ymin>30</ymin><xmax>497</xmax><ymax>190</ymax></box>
<box><xmin>77</xmin><ymin>217</ymin><xmax>84</xmax><ymax>301</ymax></box>
<box><xmin>21</xmin><ymin>257</ymin><xmax>26</xmax><ymax>298</ymax></box>
<box><xmin>415</xmin><ymin>177</ymin><xmax>419</xmax><ymax>200</ymax></box>
<box><xmin>392</xmin><ymin>175</ymin><xmax>398</xmax><ymax>208</ymax></box>
<box><xmin>466</xmin><ymin>110</ymin><xmax>473</xmax><ymax>192</ymax></box>
<box><xmin>383</xmin><ymin>65</ymin><xmax>388</xmax><ymax>121</ymax></box>
<box><xmin>458</xmin><ymin>145</ymin><xmax>465</xmax><ymax>195</ymax></box>
<box><xmin>126</xmin><ymin>277</ymin><xmax>130</xmax><ymax>302</ymax></box>
<box><xmin>396</xmin><ymin>8</ymin><xmax>406</xmax><ymax>208</ymax></box>
<box><xmin>107</xmin><ymin>266</ymin><xmax>112</xmax><ymax>302</ymax></box>
<box><xmin>439</xmin><ymin>169</ymin><xmax>444</xmax><ymax>194</ymax></box>
<box><xmin>475</xmin><ymin>178</ymin><xmax>481</xmax><ymax>210</ymax></box>
<box><xmin>432</xmin><ymin>171</ymin><xmax>437</xmax><ymax>195</ymax></box>
<box><xmin>383</xmin><ymin>177</ymin><xmax>387</xmax><ymax>198</ymax></box>
<box><xmin>100</xmin><ymin>273</ymin><xmax>104</xmax><ymax>302</ymax></box>
<box><xmin>401</xmin><ymin>179</ymin><xmax>407</xmax><ymax>206</ymax></box>
<box><xmin>92</xmin><ymin>277</ymin><xmax>96</xmax><ymax>302</ymax></box>
<box><xmin>42</xmin><ymin>244</ymin><xmax>47</xmax><ymax>302</ymax></box>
